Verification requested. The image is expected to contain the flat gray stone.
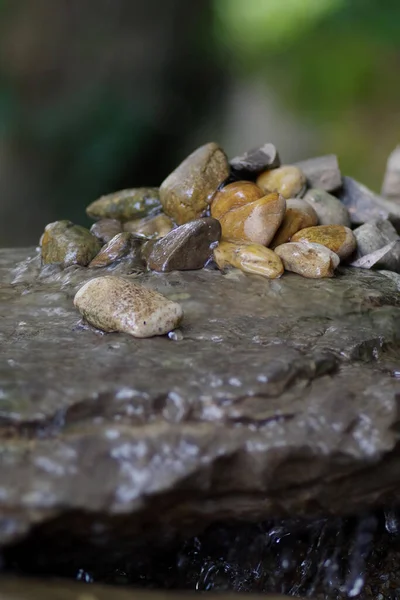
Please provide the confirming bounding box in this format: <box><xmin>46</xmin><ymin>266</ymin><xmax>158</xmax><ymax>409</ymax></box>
<box><xmin>0</xmin><ymin>248</ymin><xmax>400</xmax><ymax>550</ymax></box>
<box><xmin>230</xmin><ymin>143</ymin><xmax>280</xmax><ymax>175</ymax></box>
<box><xmin>337</xmin><ymin>177</ymin><xmax>400</xmax><ymax>231</ymax></box>
<box><xmin>294</xmin><ymin>155</ymin><xmax>342</xmax><ymax>192</ymax></box>
<box><xmin>353</xmin><ymin>219</ymin><xmax>399</xmax><ymax>258</ymax></box>
<box><xmin>382</xmin><ymin>145</ymin><xmax>400</xmax><ymax>200</ymax></box>
<box><xmin>350</xmin><ymin>240</ymin><xmax>400</xmax><ymax>273</ymax></box>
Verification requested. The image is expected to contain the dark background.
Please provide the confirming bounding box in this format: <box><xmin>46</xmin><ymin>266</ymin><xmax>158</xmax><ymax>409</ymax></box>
<box><xmin>1</xmin><ymin>0</ymin><xmax>400</xmax><ymax>246</ymax></box>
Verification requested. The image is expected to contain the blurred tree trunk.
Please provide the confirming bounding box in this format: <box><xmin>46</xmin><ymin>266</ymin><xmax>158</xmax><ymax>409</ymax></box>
<box><xmin>0</xmin><ymin>0</ymin><xmax>227</xmax><ymax>246</ymax></box>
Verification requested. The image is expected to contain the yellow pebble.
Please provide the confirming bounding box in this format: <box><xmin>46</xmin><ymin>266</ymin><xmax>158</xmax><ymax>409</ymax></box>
<box><xmin>214</xmin><ymin>241</ymin><xmax>284</xmax><ymax>278</ymax></box>
<box><xmin>256</xmin><ymin>165</ymin><xmax>306</xmax><ymax>199</ymax></box>
<box><xmin>291</xmin><ymin>224</ymin><xmax>356</xmax><ymax>260</ymax></box>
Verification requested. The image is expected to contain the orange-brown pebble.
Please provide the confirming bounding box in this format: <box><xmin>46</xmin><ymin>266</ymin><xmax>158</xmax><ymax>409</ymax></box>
<box><xmin>214</xmin><ymin>241</ymin><xmax>284</xmax><ymax>279</ymax></box>
<box><xmin>291</xmin><ymin>225</ymin><xmax>356</xmax><ymax>260</ymax></box>
<box><xmin>211</xmin><ymin>181</ymin><xmax>264</xmax><ymax>220</ymax></box>
<box><xmin>124</xmin><ymin>213</ymin><xmax>174</xmax><ymax>239</ymax></box>
<box><xmin>274</xmin><ymin>241</ymin><xmax>340</xmax><ymax>278</ymax></box>
<box><xmin>88</xmin><ymin>232</ymin><xmax>133</xmax><ymax>268</ymax></box>
<box><xmin>270</xmin><ymin>199</ymin><xmax>318</xmax><ymax>249</ymax></box>
<box><xmin>256</xmin><ymin>165</ymin><xmax>306</xmax><ymax>199</ymax></box>
<box><xmin>211</xmin><ymin>182</ymin><xmax>286</xmax><ymax>246</ymax></box>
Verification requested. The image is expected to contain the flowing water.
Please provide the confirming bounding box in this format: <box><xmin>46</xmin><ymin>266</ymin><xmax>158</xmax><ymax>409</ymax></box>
<box><xmin>2</xmin><ymin>509</ymin><xmax>400</xmax><ymax>599</ymax></box>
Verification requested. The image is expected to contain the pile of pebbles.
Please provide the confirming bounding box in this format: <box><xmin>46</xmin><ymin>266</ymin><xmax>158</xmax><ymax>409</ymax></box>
<box><xmin>39</xmin><ymin>141</ymin><xmax>400</xmax><ymax>337</ymax></box>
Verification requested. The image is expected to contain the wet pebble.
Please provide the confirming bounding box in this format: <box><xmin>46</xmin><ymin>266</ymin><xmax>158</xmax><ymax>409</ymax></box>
<box><xmin>147</xmin><ymin>217</ymin><xmax>221</xmax><ymax>272</ymax></box>
<box><xmin>303</xmin><ymin>188</ymin><xmax>351</xmax><ymax>227</ymax></box>
<box><xmin>230</xmin><ymin>143</ymin><xmax>280</xmax><ymax>176</ymax></box>
<box><xmin>159</xmin><ymin>142</ymin><xmax>230</xmax><ymax>224</ymax></box>
<box><xmin>41</xmin><ymin>220</ymin><xmax>101</xmax><ymax>267</ymax></box>
<box><xmin>211</xmin><ymin>182</ymin><xmax>286</xmax><ymax>246</ymax></box>
<box><xmin>88</xmin><ymin>232</ymin><xmax>134</xmax><ymax>268</ymax></box>
<box><xmin>86</xmin><ymin>188</ymin><xmax>161</xmax><ymax>222</ymax></box>
<box><xmin>350</xmin><ymin>240</ymin><xmax>400</xmax><ymax>274</ymax></box>
<box><xmin>275</xmin><ymin>241</ymin><xmax>340</xmax><ymax>278</ymax></box>
<box><xmin>90</xmin><ymin>219</ymin><xmax>122</xmax><ymax>244</ymax></box>
<box><xmin>294</xmin><ymin>154</ymin><xmax>342</xmax><ymax>192</ymax></box>
<box><xmin>353</xmin><ymin>219</ymin><xmax>399</xmax><ymax>258</ymax></box>
<box><xmin>74</xmin><ymin>276</ymin><xmax>183</xmax><ymax>337</ymax></box>
<box><xmin>214</xmin><ymin>241</ymin><xmax>284</xmax><ymax>279</ymax></box>
<box><xmin>270</xmin><ymin>198</ymin><xmax>318</xmax><ymax>248</ymax></box>
<box><xmin>382</xmin><ymin>145</ymin><xmax>400</xmax><ymax>200</ymax></box>
<box><xmin>291</xmin><ymin>224</ymin><xmax>356</xmax><ymax>260</ymax></box>
<box><xmin>256</xmin><ymin>165</ymin><xmax>306</xmax><ymax>199</ymax></box>
<box><xmin>124</xmin><ymin>213</ymin><xmax>174</xmax><ymax>238</ymax></box>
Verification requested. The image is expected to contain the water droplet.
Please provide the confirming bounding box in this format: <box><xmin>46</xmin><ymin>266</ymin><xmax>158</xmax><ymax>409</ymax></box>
<box><xmin>168</xmin><ymin>329</ymin><xmax>183</xmax><ymax>341</ymax></box>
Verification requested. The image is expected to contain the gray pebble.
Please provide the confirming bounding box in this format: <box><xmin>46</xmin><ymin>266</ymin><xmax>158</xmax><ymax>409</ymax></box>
<box><xmin>350</xmin><ymin>240</ymin><xmax>400</xmax><ymax>273</ymax></box>
<box><xmin>230</xmin><ymin>143</ymin><xmax>280</xmax><ymax>175</ymax></box>
<box><xmin>294</xmin><ymin>154</ymin><xmax>342</xmax><ymax>192</ymax></box>
<box><xmin>353</xmin><ymin>220</ymin><xmax>399</xmax><ymax>258</ymax></box>
<box><xmin>303</xmin><ymin>188</ymin><xmax>350</xmax><ymax>226</ymax></box>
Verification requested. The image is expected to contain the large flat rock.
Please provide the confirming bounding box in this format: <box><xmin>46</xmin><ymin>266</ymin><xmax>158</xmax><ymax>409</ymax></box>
<box><xmin>1</xmin><ymin>248</ymin><xmax>400</xmax><ymax>547</ymax></box>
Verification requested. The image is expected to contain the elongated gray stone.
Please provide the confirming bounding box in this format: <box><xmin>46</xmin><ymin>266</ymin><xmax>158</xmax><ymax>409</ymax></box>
<box><xmin>337</xmin><ymin>176</ymin><xmax>390</xmax><ymax>226</ymax></box>
<box><xmin>353</xmin><ymin>220</ymin><xmax>399</xmax><ymax>258</ymax></box>
<box><xmin>294</xmin><ymin>154</ymin><xmax>342</xmax><ymax>192</ymax></box>
<box><xmin>350</xmin><ymin>240</ymin><xmax>400</xmax><ymax>273</ymax></box>
<box><xmin>382</xmin><ymin>145</ymin><xmax>400</xmax><ymax>200</ymax></box>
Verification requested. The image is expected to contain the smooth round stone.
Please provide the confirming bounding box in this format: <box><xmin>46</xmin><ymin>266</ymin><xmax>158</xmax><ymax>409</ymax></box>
<box><xmin>90</xmin><ymin>219</ymin><xmax>123</xmax><ymax>244</ymax></box>
<box><xmin>211</xmin><ymin>181</ymin><xmax>264</xmax><ymax>220</ymax></box>
<box><xmin>74</xmin><ymin>276</ymin><xmax>183</xmax><ymax>338</ymax></box>
<box><xmin>88</xmin><ymin>232</ymin><xmax>134</xmax><ymax>268</ymax></box>
<box><xmin>256</xmin><ymin>165</ymin><xmax>306</xmax><ymax>199</ymax></box>
<box><xmin>270</xmin><ymin>199</ymin><xmax>318</xmax><ymax>249</ymax></box>
<box><xmin>214</xmin><ymin>191</ymin><xmax>286</xmax><ymax>247</ymax></box>
<box><xmin>147</xmin><ymin>217</ymin><xmax>221</xmax><ymax>272</ymax></box>
<box><xmin>86</xmin><ymin>188</ymin><xmax>161</xmax><ymax>222</ymax></box>
<box><xmin>291</xmin><ymin>225</ymin><xmax>356</xmax><ymax>260</ymax></box>
<box><xmin>41</xmin><ymin>220</ymin><xmax>101</xmax><ymax>267</ymax></box>
<box><xmin>229</xmin><ymin>143</ymin><xmax>280</xmax><ymax>175</ymax></box>
<box><xmin>303</xmin><ymin>188</ymin><xmax>351</xmax><ymax>227</ymax></box>
<box><xmin>274</xmin><ymin>241</ymin><xmax>340</xmax><ymax>278</ymax></box>
<box><xmin>159</xmin><ymin>142</ymin><xmax>230</xmax><ymax>225</ymax></box>
<box><xmin>214</xmin><ymin>241</ymin><xmax>283</xmax><ymax>279</ymax></box>
<box><xmin>124</xmin><ymin>213</ymin><xmax>174</xmax><ymax>239</ymax></box>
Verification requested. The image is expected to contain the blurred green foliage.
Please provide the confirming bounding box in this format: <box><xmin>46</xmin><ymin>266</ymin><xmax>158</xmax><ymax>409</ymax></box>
<box><xmin>214</xmin><ymin>0</ymin><xmax>400</xmax><ymax>188</ymax></box>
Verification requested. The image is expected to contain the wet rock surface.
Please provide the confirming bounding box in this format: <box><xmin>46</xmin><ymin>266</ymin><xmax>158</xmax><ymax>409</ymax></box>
<box><xmin>1</xmin><ymin>246</ymin><xmax>400</xmax><ymax>553</ymax></box>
